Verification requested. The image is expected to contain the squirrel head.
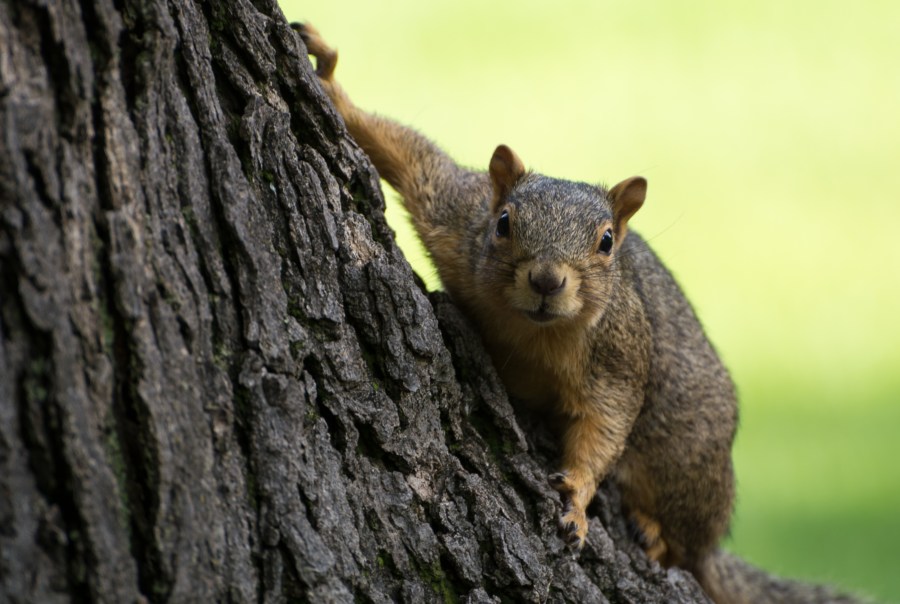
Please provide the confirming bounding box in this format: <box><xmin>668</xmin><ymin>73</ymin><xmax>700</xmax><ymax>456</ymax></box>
<box><xmin>481</xmin><ymin>145</ymin><xmax>646</xmax><ymax>329</ymax></box>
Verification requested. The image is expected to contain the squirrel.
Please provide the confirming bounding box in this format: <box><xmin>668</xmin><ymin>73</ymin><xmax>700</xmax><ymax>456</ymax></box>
<box><xmin>294</xmin><ymin>23</ymin><xmax>863</xmax><ymax>604</ymax></box>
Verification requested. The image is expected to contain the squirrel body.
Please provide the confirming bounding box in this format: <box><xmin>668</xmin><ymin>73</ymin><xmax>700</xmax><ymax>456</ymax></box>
<box><xmin>296</xmin><ymin>24</ymin><xmax>861</xmax><ymax>604</ymax></box>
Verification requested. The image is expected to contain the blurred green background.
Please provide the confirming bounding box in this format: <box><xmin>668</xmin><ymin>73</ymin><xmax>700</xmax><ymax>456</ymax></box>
<box><xmin>282</xmin><ymin>1</ymin><xmax>900</xmax><ymax>600</ymax></box>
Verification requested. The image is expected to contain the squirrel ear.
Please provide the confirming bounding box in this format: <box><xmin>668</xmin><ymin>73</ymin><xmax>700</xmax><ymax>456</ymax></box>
<box><xmin>608</xmin><ymin>176</ymin><xmax>646</xmax><ymax>241</ymax></box>
<box><xmin>489</xmin><ymin>145</ymin><xmax>526</xmax><ymax>211</ymax></box>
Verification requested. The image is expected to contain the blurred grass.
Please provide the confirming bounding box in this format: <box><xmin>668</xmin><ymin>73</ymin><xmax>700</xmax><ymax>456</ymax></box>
<box><xmin>281</xmin><ymin>1</ymin><xmax>900</xmax><ymax>600</ymax></box>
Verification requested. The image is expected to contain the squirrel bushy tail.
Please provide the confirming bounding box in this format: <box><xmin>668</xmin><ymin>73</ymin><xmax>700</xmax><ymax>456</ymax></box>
<box><xmin>699</xmin><ymin>549</ymin><xmax>864</xmax><ymax>604</ymax></box>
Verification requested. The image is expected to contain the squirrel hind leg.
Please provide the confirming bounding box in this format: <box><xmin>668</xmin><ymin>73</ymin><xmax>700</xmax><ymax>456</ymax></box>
<box><xmin>291</xmin><ymin>22</ymin><xmax>338</xmax><ymax>80</ymax></box>
<box><xmin>627</xmin><ymin>510</ymin><xmax>669</xmax><ymax>564</ymax></box>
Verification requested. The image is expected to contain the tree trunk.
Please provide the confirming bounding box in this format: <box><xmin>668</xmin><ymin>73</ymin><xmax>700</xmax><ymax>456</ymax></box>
<box><xmin>0</xmin><ymin>1</ymin><xmax>709</xmax><ymax>602</ymax></box>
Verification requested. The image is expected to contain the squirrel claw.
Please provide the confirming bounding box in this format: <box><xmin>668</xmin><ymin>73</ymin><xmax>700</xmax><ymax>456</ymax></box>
<box><xmin>560</xmin><ymin>520</ymin><xmax>586</xmax><ymax>549</ymax></box>
<box><xmin>561</xmin><ymin>519</ymin><xmax>578</xmax><ymax>535</ymax></box>
<box><xmin>548</xmin><ymin>472</ymin><xmax>570</xmax><ymax>492</ymax></box>
<box><xmin>559</xmin><ymin>507</ymin><xmax>588</xmax><ymax>549</ymax></box>
<box><xmin>627</xmin><ymin>517</ymin><xmax>650</xmax><ymax>548</ymax></box>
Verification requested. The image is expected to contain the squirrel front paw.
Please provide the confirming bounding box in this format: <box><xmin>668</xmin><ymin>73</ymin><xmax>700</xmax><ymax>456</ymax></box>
<box><xmin>559</xmin><ymin>502</ymin><xmax>589</xmax><ymax>548</ymax></box>
<box><xmin>291</xmin><ymin>22</ymin><xmax>338</xmax><ymax>81</ymax></box>
<box><xmin>549</xmin><ymin>471</ymin><xmax>592</xmax><ymax>549</ymax></box>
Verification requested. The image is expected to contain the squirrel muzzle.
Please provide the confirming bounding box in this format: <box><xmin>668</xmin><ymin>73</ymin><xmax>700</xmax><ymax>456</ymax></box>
<box><xmin>509</xmin><ymin>260</ymin><xmax>583</xmax><ymax>324</ymax></box>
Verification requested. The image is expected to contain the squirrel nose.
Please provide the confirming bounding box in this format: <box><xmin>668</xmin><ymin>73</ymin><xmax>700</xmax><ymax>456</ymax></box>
<box><xmin>529</xmin><ymin>271</ymin><xmax>566</xmax><ymax>297</ymax></box>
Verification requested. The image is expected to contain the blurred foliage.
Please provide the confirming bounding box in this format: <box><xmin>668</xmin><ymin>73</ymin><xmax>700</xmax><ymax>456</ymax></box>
<box><xmin>281</xmin><ymin>1</ymin><xmax>900</xmax><ymax>600</ymax></box>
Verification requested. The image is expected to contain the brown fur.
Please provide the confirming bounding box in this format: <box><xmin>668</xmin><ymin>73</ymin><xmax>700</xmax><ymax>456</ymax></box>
<box><xmin>295</xmin><ymin>23</ymin><xmax>865</xmax><ymax>604</ymax></box>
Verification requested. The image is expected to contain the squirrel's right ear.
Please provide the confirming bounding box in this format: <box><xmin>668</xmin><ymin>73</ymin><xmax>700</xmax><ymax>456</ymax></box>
<box><xmin>489</xmin><ymin>145</ymin><xmax>526</xmax><ymax>211</ymax></box>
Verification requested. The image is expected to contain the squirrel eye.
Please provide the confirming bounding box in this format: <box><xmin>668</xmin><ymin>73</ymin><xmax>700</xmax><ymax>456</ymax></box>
<box><xmin>496</xmin><ymin>210</ymin><xmax>510</xmax><ymax>238</ymax></box>
<box><xmin>598</xmin><ymin>228</ymin><xmax>613</xmax><ymax>254</ymax></box>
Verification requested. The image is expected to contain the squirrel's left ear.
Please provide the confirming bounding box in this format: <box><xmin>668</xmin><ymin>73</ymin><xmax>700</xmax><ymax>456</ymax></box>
<box><xmin>489</xmin><ymin>145</ymin><xmax>526</xmax><ymax>212</ymax></box>
<box><xmin>607</xmin><ymin>176</ymin><xmax>646</xmax><ymax>242</ymax></box>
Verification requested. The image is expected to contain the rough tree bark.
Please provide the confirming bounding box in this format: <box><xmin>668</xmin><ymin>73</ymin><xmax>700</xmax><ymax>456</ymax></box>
<box><xmin>0</xmin><ymin>1</ymin><xmax>711</xmax><ymax>602</ymax></box>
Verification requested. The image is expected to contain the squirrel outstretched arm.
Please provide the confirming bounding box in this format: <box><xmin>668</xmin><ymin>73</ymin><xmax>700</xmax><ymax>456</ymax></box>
<box><xmin>296</xmin><ymin>24</ymin><xmax>863</xmax><ymax>604</ymax></box>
